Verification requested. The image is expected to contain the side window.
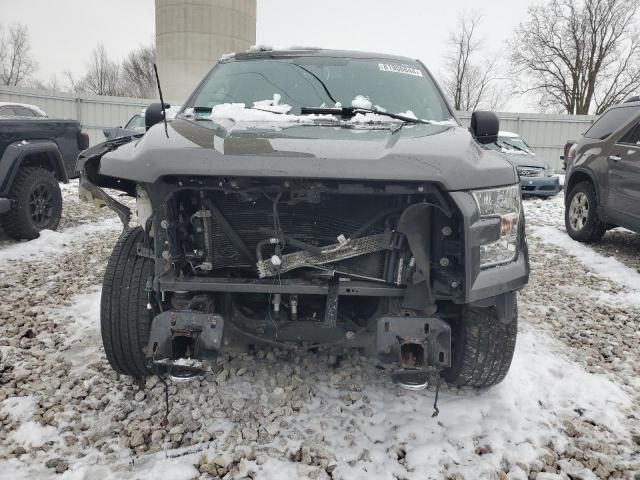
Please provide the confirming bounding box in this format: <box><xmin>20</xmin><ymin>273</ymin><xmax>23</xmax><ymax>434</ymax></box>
<box><xmin>584</xmin><ymin>106</ymin><xmax>638</xmax><ymax>140</ymax></box>
<box><xmin>619</xmin><ymin>122</ymin><xmax>640</xmax><ymax>145</ymax></box>
<box><xmin>0</xmin><ymin>107</ymin><xmax>17</xmax><ymax>116</ymax></box>
<box><xmin>14</xmin><ymin>107</ymin><xmax>37</xmax><ymax>117</ymax></box>
<box><xmin>125</xmin><ymin>115</ymin><xmax>146</xmax><ymax>132</ymax></box>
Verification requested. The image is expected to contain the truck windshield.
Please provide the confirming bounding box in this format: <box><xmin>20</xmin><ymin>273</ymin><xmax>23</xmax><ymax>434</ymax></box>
<box><xmin>188</xmin><ymin>56</ymin><xmax>454</xmax><ymax>123</ymax></box>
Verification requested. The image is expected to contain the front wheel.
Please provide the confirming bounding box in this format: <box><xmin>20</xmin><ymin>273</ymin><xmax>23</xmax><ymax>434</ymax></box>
<box><xmin>101</xmin><ymin>227</ymin><xmax>154</xmax><ymax>378</ymax></box>
<box><xmin>565</xmin><ymin>181</ymin><xmax>606</xmax><ymax>243</ymax></box>
<box><xmin>443</xmin><ymin>297</ymin><xmax>518</xmax><ymax>388</ymax></box>
<box><xmin>1</xmin><ymin>167</ymin><xmax>62</xmax><ymax>240</ymax></box>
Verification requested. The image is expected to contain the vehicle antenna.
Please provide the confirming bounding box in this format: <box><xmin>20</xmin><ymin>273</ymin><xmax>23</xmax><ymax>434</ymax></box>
<box><xmin>153</xmin><ymin>63</ymin><xmax>169</xmax><ymax>138</ymax></box>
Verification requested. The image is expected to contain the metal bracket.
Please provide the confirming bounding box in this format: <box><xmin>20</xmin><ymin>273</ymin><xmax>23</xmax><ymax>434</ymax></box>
<box><xmin>146</xmin><ymin>310</ymin><xmax>224</xmax><ymax>361</ymax></box>
<box><xmin>323</xmin><ymin>277</ymin><xmax>339</xmax><ymax>328</ymax></box>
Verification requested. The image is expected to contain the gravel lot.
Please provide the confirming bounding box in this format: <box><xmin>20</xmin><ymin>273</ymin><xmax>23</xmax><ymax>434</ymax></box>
<box><xmin>0</xmin><ymin>182</ymin><xmax>638</xmax><ymax>480</ymax></box>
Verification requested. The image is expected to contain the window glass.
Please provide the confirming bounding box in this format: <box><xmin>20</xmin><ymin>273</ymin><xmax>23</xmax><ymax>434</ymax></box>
<box><xmin>619</xmin><ymin>122</ymin><xmax>640</xmax><ymax>145</ymax></box>
<box><xmin>584</xmin><ymin>107</ymin><xmax>639</xmax><ymax>140</ymax></box>
<box><xmin>0</xmin><ymin>107</ymin><xmax>18</xmax><ymax>116</ymax></box>
<box><xmin>190</xmin><ymin>57</ymin><xmax>453</xmax><ymax>122</ymax></box>
<box><xmin>125</xmin><ymin>115</ymin><xmax>146</xmax><ymax>131</ymax></box>
<box><xmin>14</xmin><ymin>107</ymin><xmax>37</xmax><ymax>117</ymax></box>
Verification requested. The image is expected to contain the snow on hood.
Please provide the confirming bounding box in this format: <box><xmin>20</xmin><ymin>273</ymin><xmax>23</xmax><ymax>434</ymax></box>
<box><xmin>252</xmin><ymin>94</ymin><xmax>293</xmax><ymax>114</ymax></box>
<box><xmin>208</xmin><ymin>103</ymin><xmax>334</xmax><ymax>123</ymax></box>
<box><xmin>351</xmin><ymin>95</ymin><xmax>373</xmax><ymax>109</ymax></box>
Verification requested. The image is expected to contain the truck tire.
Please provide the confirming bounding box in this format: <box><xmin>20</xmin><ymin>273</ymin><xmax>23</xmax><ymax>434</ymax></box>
<box><xmin>443</xmin><ymin>299</ymin><xmax>517</xmax><ymax>388</ymax></box>
<box><xmin>565</xmin><ymin>181</ymin><xmax>606</xmax><ymax>243</ymax></box>
<box><xmin>1</xmin><ymin>167</ymin><xmax>62</xmax><ymax>240</ymax></box>
<box><xmin>101</xmin><ymin>227</ymin><xmax>153</xmax><ymax>378</ymax></box>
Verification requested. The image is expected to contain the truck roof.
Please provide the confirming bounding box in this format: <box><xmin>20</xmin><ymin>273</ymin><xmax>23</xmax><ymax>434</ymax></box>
<box><xmin>226</xmin><ymin>47</ymin><xmax>419</xmax><ymax>64</ymax></box>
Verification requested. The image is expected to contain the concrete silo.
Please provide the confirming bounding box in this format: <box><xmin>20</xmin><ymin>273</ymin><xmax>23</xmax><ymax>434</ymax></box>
<box><xmin>155</xmin><ymin>0</ymin><xmax>257</xmax><ymax>103</ymax></box>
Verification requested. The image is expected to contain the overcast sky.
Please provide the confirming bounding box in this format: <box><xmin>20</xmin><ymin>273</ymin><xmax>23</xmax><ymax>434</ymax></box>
<box><xmin>0</xmin><ymin>0</ymin><xmax>536</xmax><ymax>110</ymax></box>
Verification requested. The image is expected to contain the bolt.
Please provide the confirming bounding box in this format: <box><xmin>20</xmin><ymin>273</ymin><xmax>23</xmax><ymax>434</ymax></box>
<box><xmin>160</xmin><ymin>219</ymin><xmax>169</xmax><ymax>229</ymax></box>
<box><xmin>451</xmin><ymin>281</ymin><xmax>459</xmax><ymax>289</ymax></box>
<box><xmin>417</xmin><ymin>186</ymin><xmax>424</xmax><ymax>192</ymax></box>
<box><xmin>161</xmin><ymin>250</ymin><xmax>171</xmax><ymax>260</ymax></box>
<box><xmin>346</xmin><ymin>331</ymin><xmax>355</xmax><ymax>340</ymax></box>
<box><xmin>439</xmin><ymin>257</ymin><xmax>450</xmax><ymax>267</ymax></box>
<box><xmin>442</xmin><ymin>226</ymin><xmax>452</xmax><ymax>236</ymax></box>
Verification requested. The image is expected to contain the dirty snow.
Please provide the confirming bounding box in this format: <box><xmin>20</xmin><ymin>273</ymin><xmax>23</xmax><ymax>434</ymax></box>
<box><xmin>0</xmin><ymin>183</ymin><xmax>639</xmax><ymax>479</ymax></box>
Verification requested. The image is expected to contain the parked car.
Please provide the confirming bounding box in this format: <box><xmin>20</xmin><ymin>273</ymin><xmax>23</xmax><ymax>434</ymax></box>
<box><xmin>0</xmin><ymin>102</ymin><xmax>47</xmax><ymax>118</ymax></box>
<box><xmin>0</xmin><ymin>115</ymin><xmax>89</xmax><ymax>239</ymax></box>
<box><xmin>103</xmin><ymin>113</ymin><xmax>145</xmax><ymax>140</ymax></box>
<box><xmin>78</xmin><ymin>48</ymin><xmax>529</xmax><ymax>390</ymax></box>
<box><xmin>488</xmin><ymin>131</ymin><xmax>560</xmax><ymax>197</ymax></box>
<box><xmin>560</xmin><ymin>140</ymin><xmax>575</xmax><ymax>171</ymax></box>
<box><xmin>564</xmin><ymin>97</ymin><xmax>640</xmax><ymax>243</ymax></box>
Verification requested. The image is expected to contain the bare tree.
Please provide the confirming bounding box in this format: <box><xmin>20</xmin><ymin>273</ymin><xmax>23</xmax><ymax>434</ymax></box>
<box><xmin>120</xmin><ymin>45</ymin><xmax>156</xmax><ymax>98</ymax></box>
<box><xmin>511</xmin><ymin>0</ymin><xmax>640</xmax><ymax>115</ymax></box>
<box><xmin>81</xmin><ymin>44</ymin><xmax>122</xmax><ymax>96</ymax></box>
<box><xmin>443</xmin><ymin>12</ymin><xmax>499</xmax><ymax>111</ymax></box>
<box><xmin>0</xmin><ymin>23</ymin><xmax>37</xmax><ymax>86</ymax></box>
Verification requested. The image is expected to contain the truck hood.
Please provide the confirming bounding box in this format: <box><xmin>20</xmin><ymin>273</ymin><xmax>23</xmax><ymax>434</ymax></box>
<box><xmin>98</xmin><ymin>118</ymin><xmax>517</xmax><ymax>191</ymax></box>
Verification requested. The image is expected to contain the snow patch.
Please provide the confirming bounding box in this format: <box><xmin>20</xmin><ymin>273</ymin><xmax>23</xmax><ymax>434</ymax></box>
<box><xmin>209</xmin><ymin>103</ymin><xmax>334</xmax><ymax>123</ymax></box>
<box><xmin>10</xmin><ymin>421</ymin><xmax>59</xmax><ymax>447</ymax></box>
<box><xmin>0</xmin><ymin>219</ymin><xmax>121</xmax><ymax>264</ymax></box>
<box><xmin>531</xmin><ymin>225</ymin><xmax>640</xmax><ymax>304</ymax></box>
<box><xmin>351</xmin><ymin>95</ymin><xmax>372</xmax><ymax>109</ymax></box>
<box><xmin>0</xmin><ymin>396</ymin><xmax>37</xmax><ymax>422</ymax></box>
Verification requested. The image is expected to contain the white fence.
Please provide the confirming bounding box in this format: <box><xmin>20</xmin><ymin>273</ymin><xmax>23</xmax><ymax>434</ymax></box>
<box><xmin>0</xmin><ymin>86</ymin><xmax>169</xmax><ymax>147</ymax></box>
<box><xmin>457</xmin><ymin>111</ymin><xmax>596</xmax><ymax>170</ymax></box>
<box><xmin>1</xmin><ymin>85</ymin><xmax>596</xmax><ymax>170</ymax></box>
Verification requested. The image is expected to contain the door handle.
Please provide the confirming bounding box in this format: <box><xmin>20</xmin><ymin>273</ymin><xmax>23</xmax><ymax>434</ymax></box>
<box><xmin>609</xmin><ymin>155</ymin><xmax>622</xmax><ymax>161</ymax></box>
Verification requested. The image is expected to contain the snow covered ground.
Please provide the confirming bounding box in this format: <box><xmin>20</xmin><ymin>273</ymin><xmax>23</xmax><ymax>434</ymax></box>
<box><xmin>0</xmin><ymin>184</ymin><xmax>638</xmax><ymax>479</ymax></box>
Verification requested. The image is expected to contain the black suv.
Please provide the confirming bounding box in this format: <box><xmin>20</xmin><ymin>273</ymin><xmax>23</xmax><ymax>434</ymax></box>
<box><xmin>564</xmin><ymin>98</ymin><xmax>640</xmax><ymax>243</ymax></box>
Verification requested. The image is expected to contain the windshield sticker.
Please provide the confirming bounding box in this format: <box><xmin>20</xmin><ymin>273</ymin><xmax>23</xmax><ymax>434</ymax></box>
<box><xmin>378</xmin><ymin>64</ymin><xmax>423</xmax><ymax>77</ymax></box>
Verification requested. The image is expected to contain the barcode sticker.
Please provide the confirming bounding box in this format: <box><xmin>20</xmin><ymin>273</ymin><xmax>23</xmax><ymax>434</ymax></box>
<box><xmin>378</xmin><ymin>64</ymin><xmax>423</xmax><ymax>77</ymax></box>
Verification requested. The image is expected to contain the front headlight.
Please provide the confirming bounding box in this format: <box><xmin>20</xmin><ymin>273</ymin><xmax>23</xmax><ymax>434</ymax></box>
<box><xmin>471</xmin><ymin>184</ymin><xmax>521</xmax><ymax>268</ymax></box>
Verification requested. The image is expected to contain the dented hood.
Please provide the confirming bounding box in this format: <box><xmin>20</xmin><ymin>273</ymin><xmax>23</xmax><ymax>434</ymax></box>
<box><xmin>98</xmin><ymin>117</ymin><xmax>517</xmax><ymax>191</ymax></box>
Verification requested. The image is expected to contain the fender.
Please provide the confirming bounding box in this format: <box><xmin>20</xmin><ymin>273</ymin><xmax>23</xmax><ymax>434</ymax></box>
<box><xmin>0</xmin><ymin>140</ymin><xmax>69</xmax><ymax>196</ymax></box>
<box><xmin>564</xmin><ymin>167</ymin><xmax>600</xmax><ymax>206</ymax></box>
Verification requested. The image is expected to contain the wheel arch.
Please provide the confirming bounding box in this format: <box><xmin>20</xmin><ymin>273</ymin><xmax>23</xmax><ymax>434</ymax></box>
<box><xmin>565</xmin><ymin>169</ymin><xmax>598</xmax><ymax>206</ymax></box>
<box><xmin>0</xmin><ymin>140</ymin><xmax>68</xmax><ymax>196</ymax></box>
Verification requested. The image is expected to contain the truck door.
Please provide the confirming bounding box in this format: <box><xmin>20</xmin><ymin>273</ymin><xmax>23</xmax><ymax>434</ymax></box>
<box><xmin>608</xmin><ymin>121</ymin><xmax>640</xmax><ymax>222</ymax></box>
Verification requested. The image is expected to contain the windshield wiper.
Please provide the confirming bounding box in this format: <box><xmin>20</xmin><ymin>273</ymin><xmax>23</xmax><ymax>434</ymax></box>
<box><xmin>300</xmin><ymin>106</ymin><xmax>430</xmax><ymax>124</ymax></box>
<box><xmin>189</xmin><ymin>105</ymin><xmax>290</xmax><ymax>119</ymax></box>
<box><xmin>498</xmin><ymin>141</ymin><xmax>530</xmax><ymax>153</ymax></box>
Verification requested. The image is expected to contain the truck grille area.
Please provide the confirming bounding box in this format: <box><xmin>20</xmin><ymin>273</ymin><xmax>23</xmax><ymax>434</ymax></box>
<box><xmin>206</xmin><ymin>193</ymin><xmax>390</xmax><ymax>273</ymax></box>
<box><xmin>155</xmin><ymin>177</ymin><xmax>460</xmax><ymax>287</ymax></box>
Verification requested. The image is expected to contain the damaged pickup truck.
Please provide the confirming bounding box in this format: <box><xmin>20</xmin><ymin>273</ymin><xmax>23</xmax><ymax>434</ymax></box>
<box><xmin>78</xmin><ymin>48</ymin><xmax>529</xmax><ymax>390</ymax></box>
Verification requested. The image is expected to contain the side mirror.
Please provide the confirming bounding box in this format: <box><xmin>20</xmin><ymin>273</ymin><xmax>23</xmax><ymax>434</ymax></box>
<box><xmin>470</xmin><ymin>111</ymin><xmax>499</xmax><ymax>145</ymax></box>
<box><xmin>145</xmin><ymin>102</ymin><xmax>171</xmax><ymax>130</ymax></box>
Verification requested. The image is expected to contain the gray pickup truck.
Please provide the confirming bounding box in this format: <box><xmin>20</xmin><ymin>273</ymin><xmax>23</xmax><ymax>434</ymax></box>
<box><xmin>0</xmin><ymin>112</ymin><xmax>88</xmax><ymax>239</ymax></box>
<box><xmin>78</xmin><ymin>48</ymin><xmax>529</xmax><ymax>391</ymax></box>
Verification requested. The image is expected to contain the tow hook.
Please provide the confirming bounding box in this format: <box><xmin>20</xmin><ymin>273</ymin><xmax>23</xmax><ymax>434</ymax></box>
<box><xmin>146</xmin><ymin>310</ymin><xmax>225</xmax><ymax>381</ymax></box>
<box><xmin>376</xmin><ymin>315</ymin><xmax>451</xmax><ymax>390</ymax></box>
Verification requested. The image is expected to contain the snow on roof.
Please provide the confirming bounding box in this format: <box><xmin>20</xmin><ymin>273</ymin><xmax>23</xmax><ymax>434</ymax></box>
<box><xmin>0</xmin><ymin>102</ymin><xmax>47</xmax><ymax>116</ymax></box>
<box><xmin>498</xmin><ymin>130</ymin><xmax>520</xmax><ymax>138</ymax></box>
